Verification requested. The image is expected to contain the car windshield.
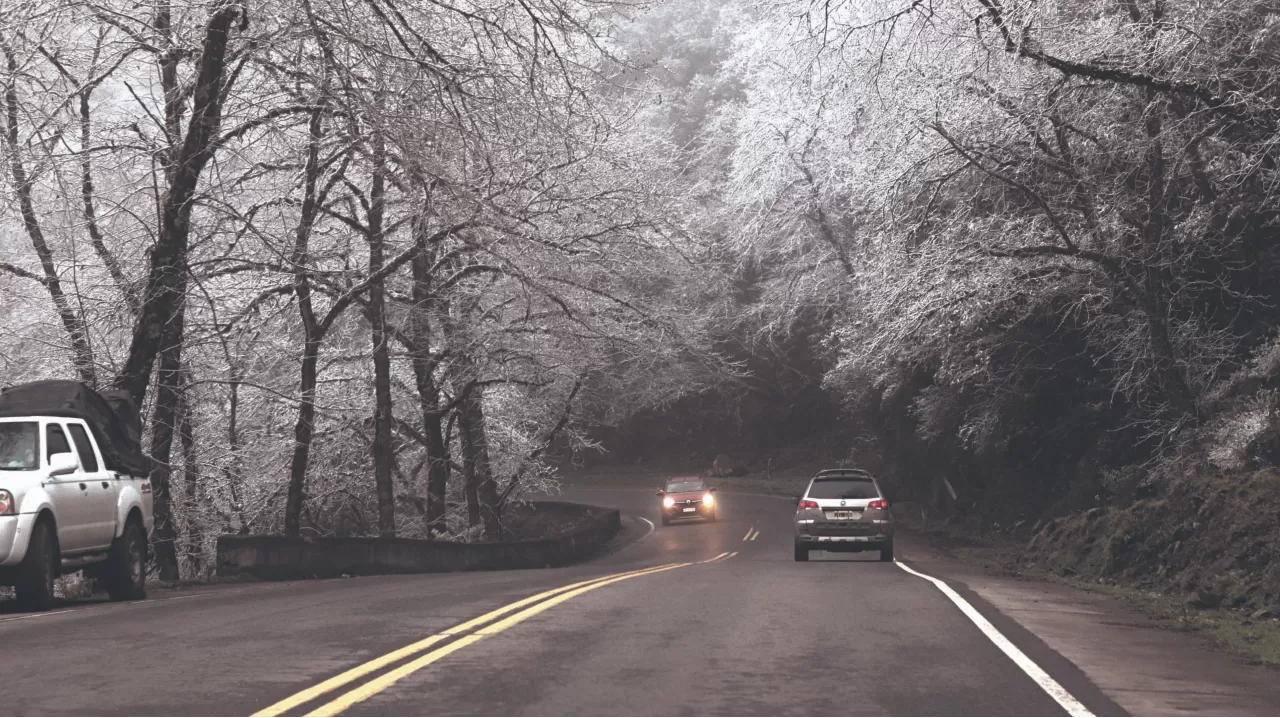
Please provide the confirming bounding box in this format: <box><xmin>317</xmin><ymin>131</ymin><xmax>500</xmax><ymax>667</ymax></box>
<box><xmin>808</xmin><ymin>478</ymin><xmax>878</xmax><ymax>500</ymax></box>
<box><xmin>665</xmin><ymin>480</ymin><xmax>705</xmax><ymax>493</ymax></box>
<box><xmin>0</xmin><ymin>422</ymin><xmax>39</xmax><ymax>471</ymax></box>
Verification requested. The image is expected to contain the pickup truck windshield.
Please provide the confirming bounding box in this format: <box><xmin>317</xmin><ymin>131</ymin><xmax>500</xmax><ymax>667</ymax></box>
<box><xmin>0</xmin><ymin>421</ymin><xmax>39</xmax><ymax>470</ymax></box>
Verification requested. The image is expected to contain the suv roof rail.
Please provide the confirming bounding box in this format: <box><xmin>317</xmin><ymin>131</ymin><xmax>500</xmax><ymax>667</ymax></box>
<box><xmin>815</xmin><ymin>468</ymin><xmax>873</xmax><ymax>478</ymax></box>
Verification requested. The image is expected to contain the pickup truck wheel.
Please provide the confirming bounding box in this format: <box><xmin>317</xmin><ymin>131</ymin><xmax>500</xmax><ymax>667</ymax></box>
<box><xmin>15</xmin><ymin>520</ymin><xmax>57</xmax><ymax>612</ymax></box>
<box><xmin>105</xmin><ymin>522</ymin><xmax>147</xmax><ymax>601</ymax></box>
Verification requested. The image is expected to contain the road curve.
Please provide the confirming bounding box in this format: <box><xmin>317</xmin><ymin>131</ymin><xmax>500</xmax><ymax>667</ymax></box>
<box><xmin>0</xmin><ymin>487</ymin><xmax>1120</xmax><ymax>716</ymax></box>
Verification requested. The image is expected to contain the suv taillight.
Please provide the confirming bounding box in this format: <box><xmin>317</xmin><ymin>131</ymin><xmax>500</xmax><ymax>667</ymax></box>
<box><xmin>868</xmin><ymin>499</ymin><xmax>889</xmax><ymax>510</ymax></box>
<box><xmin>798</xmin><ymin>500</ymin><xmax>818</xmax><ymax>510</ymax></box>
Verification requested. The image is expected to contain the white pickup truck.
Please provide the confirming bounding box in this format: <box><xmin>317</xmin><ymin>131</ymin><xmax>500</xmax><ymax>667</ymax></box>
<box><xmin>0</xmin><ymin>416</ymin><xmax>153</xmax><ymax>611</ymax></box>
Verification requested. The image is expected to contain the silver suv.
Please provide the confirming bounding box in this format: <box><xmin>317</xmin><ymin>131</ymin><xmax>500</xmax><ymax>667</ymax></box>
<box><xmin>793</xmin><ymin>469</ymin><xmax>893</xmax><ymax>562</ymax></box>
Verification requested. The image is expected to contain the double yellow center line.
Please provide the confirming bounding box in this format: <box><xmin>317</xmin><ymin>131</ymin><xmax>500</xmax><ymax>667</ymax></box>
<box><xmin>254</xmin><ymin>562</ymin><xmax>694</xmax><ymax>717</ymax></box>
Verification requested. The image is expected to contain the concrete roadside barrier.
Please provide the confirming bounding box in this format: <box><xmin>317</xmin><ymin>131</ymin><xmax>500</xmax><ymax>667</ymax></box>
<box><xmin>215</xmin><ymin>501</ymin><xmax>622</xmax><ymax>581</ymax></box>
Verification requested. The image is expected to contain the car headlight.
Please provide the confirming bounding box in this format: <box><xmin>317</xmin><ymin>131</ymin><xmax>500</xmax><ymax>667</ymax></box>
<box><xmin>702</xmin><ymin>492</ymin><xmax>714</xmax><ymax>507</ymax></box>
<box><xmin>0</xmin><ymin>489</ymin><xmax>14</xmax><ymax>515</ymax></box>
<box><xmin>662</xmin><ymin>496</ymin><xmax>675</xmax><ymax>508</ymax></box>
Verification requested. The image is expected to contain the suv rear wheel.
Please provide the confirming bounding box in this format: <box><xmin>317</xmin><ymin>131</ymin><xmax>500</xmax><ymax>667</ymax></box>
<box><xmin>879</xmin><ymin>539</ymin><xmax>894</xmax><ymax>563</ymax></box>
<box><xmin>15</xmin><ymin>519</ymin><xmax>58</xmax><ymax>611</ymax></box>
<box><xmin>794</xmin><ymin>543</ymin><xmax>809</xmax><ymax>562</ymax></box>
<box><xmin>105</xmin><ymin>521</ymin><xmax>147</xmax><ymax>601</ymax></box>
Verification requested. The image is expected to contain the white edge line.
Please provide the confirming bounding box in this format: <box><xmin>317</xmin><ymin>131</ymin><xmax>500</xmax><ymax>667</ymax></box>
<box><xmin>0</xmin><ymin>608</ymin><xmax>76</xmax><ymax>623</ymax></box>
<box><xmin>635</xmin><ymin>516</ymin><xmax>655</xmax><ymax>542</ymax></box>
<box><xmin>894</xmin><ymin>561</ymin><xmax>1094</xmax><ymax>718</ymax></box>
<box><xmin>1</xmin><ymin>587</ymin><xmax>243</xmax><ymax>624</ymax></box>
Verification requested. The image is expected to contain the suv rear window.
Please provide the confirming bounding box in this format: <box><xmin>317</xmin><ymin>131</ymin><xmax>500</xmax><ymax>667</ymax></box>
<box><xmin>808</xmin><ymin>478</ymin><xmax>879</xmax><ymax>500</ymax></box>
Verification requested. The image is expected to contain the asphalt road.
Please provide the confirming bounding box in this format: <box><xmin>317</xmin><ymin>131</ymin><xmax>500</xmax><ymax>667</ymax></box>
<box><xmin>0</xmin><ymin>486</ymin><xmax>1122</xmax><ymax>716</ymax></box>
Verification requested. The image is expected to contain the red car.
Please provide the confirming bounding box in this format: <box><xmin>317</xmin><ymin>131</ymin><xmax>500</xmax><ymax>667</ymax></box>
<box><xmin>657</xmin><ymin>476</ymin><xmax>718</xmax><ymax>526</ymax></box>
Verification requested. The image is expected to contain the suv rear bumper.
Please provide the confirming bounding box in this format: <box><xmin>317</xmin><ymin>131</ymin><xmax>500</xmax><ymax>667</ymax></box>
<box><xmin>799</xmin><ymin>534</ymin><xmax>890</xmax><ymax>542</ymax></box>
<box><xmin>795</xmin><ymin>533</ymin><xmax>891</xmax><ymax>550</ymax></box>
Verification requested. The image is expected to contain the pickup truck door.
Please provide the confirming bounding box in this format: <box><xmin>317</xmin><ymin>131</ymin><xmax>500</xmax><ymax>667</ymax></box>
<box><xmin>42</xmin><ymin>421</ymin><xmax>95</xmax><ymax>554</ymax></box>
<box><xmin>65</xmin><ymin>420</ymin><xmax>118</xmax><ymax>550</ymax></box>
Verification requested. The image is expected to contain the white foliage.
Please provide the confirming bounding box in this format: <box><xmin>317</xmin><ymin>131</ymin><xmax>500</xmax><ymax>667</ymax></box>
<box><xmin>1208</xmin><ymin>393</ymin><xmax>1279</xmax><ymax>472</ymax></box>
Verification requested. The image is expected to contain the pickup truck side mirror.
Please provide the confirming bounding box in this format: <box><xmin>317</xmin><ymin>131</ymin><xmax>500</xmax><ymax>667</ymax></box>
<box><xmin>48</xmin><ymin>452</ymin><xmax>80</xmax><ymax>477</ymax></box>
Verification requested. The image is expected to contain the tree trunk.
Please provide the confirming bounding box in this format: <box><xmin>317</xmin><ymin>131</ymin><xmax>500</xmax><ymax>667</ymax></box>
<box><xmin>223</xmin><ymin>364</ymin><xmax>249</xmax><ymax>533</ymax></box>
<box><xmin>1</xmin><ymin>36</ymin><xmax>96</xmax><ymax>384</ymax></box>
<box><xmin>458</xmin><ymin>384</ymin><xmax>501</xmax><ymax>539</ymax></box>
<box><xmin>458</xmin><ymin>390</ymin><xmax>482</xmax><ymax>528</ymax></box>
<box><xmin>408</xmin><ymin>218</ymin><xmax>450</xmax><ymax>536</ymax></box>
<box><xmin>115</xmin><ymin>4</ymin><xmax>245</xmax><ymax>405</ymax></box>
<box><xmin>284</xmin><ymin>338</ymin><xmax>319</xmax><ymax>538</ymax></box>
<box><xmin>283</xmin><ymin>100</ymin><xmax>327</xmax><ymax>539</ymax></box>
<box><xmin>422</xmin><ymin>402</ymin><xmax>449</xmax><ymax>535</ymax></box>
<box><xmin>280</xmin><ymin>115</ymin><xmax>458</xmax><ymax>538</ymax></box>
<box><xmin>147</xmin><ymin>302</ymin><xmax>185</xmax><ymax>581</ymax></box>
<box><xmin>1141</xmin><ymin>92</ymin><xmax>1196</xmax><ymax>417</ymax></box>
<box><xmin>367</xmin><ymin>133</ymin><xmax>396</xmax><ymax>537</ymax></box>
<box><xmin>177</xmin><ymin>364</ymin><xmax>204</xmax><ymax>576</ymax></box>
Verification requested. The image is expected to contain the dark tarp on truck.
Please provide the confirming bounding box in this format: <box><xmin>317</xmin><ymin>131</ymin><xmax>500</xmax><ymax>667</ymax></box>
<box><xmin>0</xmin><ymin>380</ymin><xmax>152</xmax><ymax>476</ymax></box>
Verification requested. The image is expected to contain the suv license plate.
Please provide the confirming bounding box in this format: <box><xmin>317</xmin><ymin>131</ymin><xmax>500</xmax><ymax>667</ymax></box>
<box><xmin>682</xmin><ymin>507</ymin><xmax>695</xmax><ymax>513</ymax></box>
<box><xmin>831</xmin><ymin>511</ymin><xmax>860</xmax><ymax>520</ymax></box>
